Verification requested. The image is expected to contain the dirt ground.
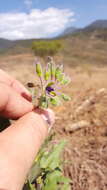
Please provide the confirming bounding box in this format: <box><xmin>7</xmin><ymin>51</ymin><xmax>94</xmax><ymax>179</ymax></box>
<box><xmin>0</xmin><ymin>53</ymin><xmax>107</xmax><ymax>190</ymax></box>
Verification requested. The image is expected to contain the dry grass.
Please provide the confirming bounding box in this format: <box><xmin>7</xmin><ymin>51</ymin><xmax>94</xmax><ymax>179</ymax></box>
<box><xmin>0</xmin><ymin>53</ymin><xmax>107</xmax><ymax>190</ymax></box>
<box><xmin>62</xmin><ymin>36</ymin><xmax>107</xmax><ymax>66</ymax></box>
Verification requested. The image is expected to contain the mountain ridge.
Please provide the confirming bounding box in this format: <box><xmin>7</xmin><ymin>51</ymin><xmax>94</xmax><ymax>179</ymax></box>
<box><xmin>0</xmin><ymin>19</ymin><xmax>107</xmax><ymax>51</ymax></box>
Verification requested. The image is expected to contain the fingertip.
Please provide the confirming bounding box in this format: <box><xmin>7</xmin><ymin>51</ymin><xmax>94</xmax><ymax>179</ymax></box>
<box><xmin>0</xmin><ymin>83</ymin><xmax>33</xmax><ymax>119</ymax></box>
<box><xmin>45</xmin><ymin>108</ymin><xmax>55</xmax><ymax>126</ymax></box>
<box><xmin>11</xmin><ymin>80</ymin><xmax>32</xmax><ymax>102</ymax></box>
<box><xmin>34</xmin><ymin>107</ymin><xmax>55</xmax><ymax>127</ymax></box>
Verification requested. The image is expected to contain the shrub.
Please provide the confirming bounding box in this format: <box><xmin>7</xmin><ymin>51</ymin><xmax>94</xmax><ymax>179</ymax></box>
<box><xmin>32</xmin><ymin>40</ymin><xmax>62</xmax><ymax>57</ymax></box>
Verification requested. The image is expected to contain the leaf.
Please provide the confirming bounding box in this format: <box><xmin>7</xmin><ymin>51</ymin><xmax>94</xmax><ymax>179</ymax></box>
<box><xmin>61</xmin><ymin>76</ymin><xmax>71</xmax><ymax>85</ymax></box>
<box><xmin>23</xmin><ymin>182</ymin><xmax>36</xmax><ymax>190</ymax></box>
<box><xmin>57</xmin><ymin>73</ymin><xmax>64</xmax><ymax>82</ymax></box>
<box><xmin>29</xmin><ymin>183</ymin><xmax>36</xmax><ymax>190</ymax></box>
<box><xmin>42</xmin><ymin>170</ymin><xmax>61</xmax><ymax>190</ymax></box>
<box><xmin>43</xmin><ymin>170</ymin><xmax>71</xmax><ymax>190</ymax></box>
<box><xmin>39</xmin><ymin>96</ymin><xmax>48</xmax><ymax>108</ymax></box>
<box><xmin>50</xmin><ymin>97</ymin><xmax>61</xmax><ymax>106</ymax></box>
<box><xmin>61</xmin><ymin>93</ymin><xmax>71</xmax><ymax>101</ymax></box>
<box><xmin>39</xmin><ymin>140</ymin><xmax>66</xmax><ymax>170</ymax></box>
<box><xmin>28</xmin><ymin>162</ymin><xmax>42</xmax><ymax>183</ymax></box>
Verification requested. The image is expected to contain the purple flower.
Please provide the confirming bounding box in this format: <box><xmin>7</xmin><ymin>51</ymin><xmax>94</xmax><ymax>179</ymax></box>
<box><xmin>45</xmin><ymin>85</ymin><xmax>57</xmax><ymax>97</ymax></box>
<box><xmin>46</xmin><ymin>86</ymin><xmax>54</xmax><ymax>93</ymax></box>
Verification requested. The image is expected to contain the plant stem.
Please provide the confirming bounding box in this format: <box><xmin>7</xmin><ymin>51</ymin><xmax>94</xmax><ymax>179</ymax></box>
<box><xmin>39</xmin><ymin>76</ymin><xmax>44</xmax><ymax>94</ymax></box>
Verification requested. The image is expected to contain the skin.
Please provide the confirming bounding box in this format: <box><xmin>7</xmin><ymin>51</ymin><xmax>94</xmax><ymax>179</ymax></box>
<box><xmin>0</xmin><ymin>69</ymin><xmax>54</xmax><ymax>190</ymax></box>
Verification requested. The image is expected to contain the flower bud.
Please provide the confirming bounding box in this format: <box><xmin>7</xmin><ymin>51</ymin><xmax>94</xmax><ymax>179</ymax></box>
<box><xmin>55</xmin><ymin>66</ymin><xmax>62</xmax><ymax>80</ymax></box>
<box><xmin>35</xmin><ymin>59</ymin><xmax>42</xmax><ymax>77</ymax></box>
<box><xmin>44</xmin><ymin>64</ymin><xmax>51</xmax><ymax>81</ymax></box>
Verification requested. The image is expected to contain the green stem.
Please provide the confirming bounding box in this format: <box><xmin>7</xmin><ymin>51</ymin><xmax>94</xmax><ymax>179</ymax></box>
<box><xmin>50</xmin><ymin>62</ymin><xmax>53</xmax><ymax>81</ymax></box>
<box><xmin>39</xmin><ymin>76</ymin><xmax>44</xmax><ymax>94</ymax></box>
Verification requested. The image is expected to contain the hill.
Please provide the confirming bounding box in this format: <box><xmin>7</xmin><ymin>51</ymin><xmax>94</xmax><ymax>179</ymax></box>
<box><xmin>0</xmin><ymin>19</ymin><xmax>107</xmax><ymax>66</ymax></box>
<box><xmin>61</xmin><ymin>27</ymin><xmax>79</xmax><ymax>36</ymax></box>
<box><xmin>0</xmin><ymin>19</ymin><xmax>107</xmax><ymax>51</ymax></box>
<box><xmin>84</xmin><ymin>20</ymin><xmax>107</xmax><ymax>31</ymax></box>
<box><xmin>0</xmin><ymin>38</ymin><xmax>35</xmax><ymax>51</ymax></box>
<box><xmin>0</xmin><ymin>38</ymin><xmax>13</xmax><ymax>49</ymax></box>
<box><xmin>60</xmin><ymin>19</ymin><xmax>107</xmax><ymax>37</ymax></box>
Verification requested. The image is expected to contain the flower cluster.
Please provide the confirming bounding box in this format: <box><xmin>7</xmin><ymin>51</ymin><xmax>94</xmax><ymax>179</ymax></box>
<box><xmin>28</xmin><ymin>57</ymin><xmax>71</xmax><ymax>108</ymax></box>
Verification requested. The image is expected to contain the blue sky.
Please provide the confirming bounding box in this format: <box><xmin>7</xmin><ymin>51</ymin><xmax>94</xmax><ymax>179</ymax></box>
<box><xmin>0</xmin><ymin>0</ymin><xmax>107</xmax><ymax>39</ymax></box>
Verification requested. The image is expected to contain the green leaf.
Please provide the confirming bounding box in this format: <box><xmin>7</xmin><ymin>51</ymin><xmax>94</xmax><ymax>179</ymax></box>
<box><xmin>61</xmin><ymin>76</ymin><xmax>71</xmax><ymax>85</ymax></box>
<box><xmin>39</xmin><ymin>96</ymin><xmax>48</xmax><ymax>108</ymax></box>
<box><xmin>39</xmin><ymin>140</ymin><xmax>66</xmax><ymax>170</ymax></box>
<box><xmin>61</xmin><ymin>183</ymin><xmax>71</xmax><ymax>190</ymax></box>
<box><xmin>61</xmin><ymin>93</ymin><xmax>71</xmax><ymax>101</ymax></box>
<box><xmin>28</xmin><ymin>162</ymin><xmax>42</xmax><ymax>183</ymax></box>
<box><xmin>23</xmin><ymin>182</ymin><xmax>36</xmax><ymax>190</ymax></box>
<box><xmin>42</xmin><ymin>170</ymin><xmax>61</xmax><ymax>190</ymax></box>
<box><xmin>57</xmin><ymin>73</ymin><xmax>64</xmax><ymax>82</ymax></box>
<box><xmin>29</xmin><ymin>183</ymin><xmax>36</xmax><ymax>190</ymax></box>
<box><xmin>43</xmin><ymin>170</ymin><xmax>71</xmax><ymax>190</ymax></box>
<box><xmin>50</xmin><ymin>97</ymin><xmax>61</xmax><ymax>106</ymax></box>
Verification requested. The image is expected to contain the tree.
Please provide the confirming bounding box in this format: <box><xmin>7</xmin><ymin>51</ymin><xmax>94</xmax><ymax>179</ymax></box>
<box><xmin>32</xmin><ymin>40</ymin><xmax>62</xmax><ymax>57</ymax></box>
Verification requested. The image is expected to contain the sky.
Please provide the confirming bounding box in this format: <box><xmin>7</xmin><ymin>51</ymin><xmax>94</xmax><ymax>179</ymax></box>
<box><xmin>0</xmin><ymin>0</ymin><xmax>107</xmax><ymax>40</ymax></box>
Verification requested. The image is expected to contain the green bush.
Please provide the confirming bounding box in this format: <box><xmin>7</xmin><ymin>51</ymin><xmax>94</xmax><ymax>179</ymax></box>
<box><xmin>32</xmin><ymin>40</ymin><xmax>62</xmax><ymax>57</ymax></box>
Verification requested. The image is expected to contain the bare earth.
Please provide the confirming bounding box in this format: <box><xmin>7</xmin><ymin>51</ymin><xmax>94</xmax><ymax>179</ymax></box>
<box><xmin>0</xmin><ymin>53</ymin><xmax>107</xmax><ymax>190</ymax></box>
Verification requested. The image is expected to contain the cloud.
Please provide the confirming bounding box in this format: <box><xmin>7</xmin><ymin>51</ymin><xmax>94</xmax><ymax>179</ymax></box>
<box><xmin>0</xmin><ymin>8</ymin><xmax>75</xmax><ymax>40</ymax></box>
<box><xmin>24</xmin><ymin>0</ymin><xmax>32</xmax><ymax>9</ymax></box>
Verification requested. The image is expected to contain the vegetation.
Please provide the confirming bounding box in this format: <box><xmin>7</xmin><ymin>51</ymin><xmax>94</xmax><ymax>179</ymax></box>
<box><xmin>22</xmin><ymin>57</ymin><xmax>71</xmax><ymax>190</ymax></box>
<box><xmin>32</xmin><ymin>40</ymin><xmax>62</xmax><ymax>57</ymax></box>
<box><xmin>23</xmin><ymin>138</ymin><xmax>71</xmax><ymax>190</ymax></box>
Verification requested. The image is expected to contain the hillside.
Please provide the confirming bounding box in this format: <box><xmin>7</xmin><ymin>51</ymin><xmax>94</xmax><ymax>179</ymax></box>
<box><xmin>0</xmin><ymin>38</ymin><xmax>35</xmax><ymax>51</ymax></box>
<box><xmin>61</xmin><ymin>19</ymin><xmax>107</xmax><ymax>36</ymax></box>
<box><xmin>61</xmin><ymin>27</ymin><xmax>79</xmax><ymax>37</ymax></box>
<box><xmin>84</xmin><ymin>20</ymin><xmax>107</xmax><ymax>31</ymax></box>
<box><xmin>0</xmin><ymin>19</ymin><xmax>107</xmax><ymax>52</ymax></box>
<box><xmin>0</xmin><ymin>38</ymin><xmax>13</xmax><ymax>50</ymax></box>
<box><xmin>0</xmin><ymin>19</ymin><xmax>107</xmax><ymax>67</ymax></box>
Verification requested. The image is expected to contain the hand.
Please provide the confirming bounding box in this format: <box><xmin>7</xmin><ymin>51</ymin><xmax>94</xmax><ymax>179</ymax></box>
<box><xmin>0</xmin><ymin>69</ymin><xmax>33</xmax><ymax>119</ymax></box>
<box><xmin>0</xmin><ymin>69</ymin><xmax>55</xmax><ymax>190</ymax></box>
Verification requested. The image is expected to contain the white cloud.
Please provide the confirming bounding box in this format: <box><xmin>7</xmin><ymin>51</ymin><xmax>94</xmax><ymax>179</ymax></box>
<box><xmin>0</xmin><ymin>8</ymin><xmax>75</xmax><ymax>40</ymax></box>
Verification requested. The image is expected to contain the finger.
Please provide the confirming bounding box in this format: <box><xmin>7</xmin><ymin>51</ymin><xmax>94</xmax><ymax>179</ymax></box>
<box><xmin>0</xmin><ymin>111</ymin><xmax>48</xmax><ymax>190</ymax></box>
<box><xmin>0</xmin><ymin>82</ymin><xmax>33</xmax><ymax>119</ymax></box>
<box><xmin>0</xmin><ymin>69</ymin><xmax>31</xmax><ymax>101</ymax></box>
<box><xmin>34</xmin><ymin>108</ymin><xmax>55</xmax><ymax>131</ymax></box>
